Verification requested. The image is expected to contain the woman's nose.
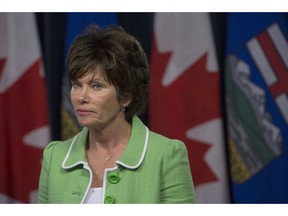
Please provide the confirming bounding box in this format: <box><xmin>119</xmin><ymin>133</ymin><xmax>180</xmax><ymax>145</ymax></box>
<box><xmin>77</xmin><ymin>87</ymin><xmax>89</xmax><ymax>103</ymax></box>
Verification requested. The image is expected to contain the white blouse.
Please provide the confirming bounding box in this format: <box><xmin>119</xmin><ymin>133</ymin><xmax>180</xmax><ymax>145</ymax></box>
<box><xmin>84</xmin><ymin>187</ymin><xmax>103</xmax><ymax>204</ymax></box>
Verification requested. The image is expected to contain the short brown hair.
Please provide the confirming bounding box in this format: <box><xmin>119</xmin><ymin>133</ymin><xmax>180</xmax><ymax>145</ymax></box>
<box><xmin>66</xmin><ymin>25</ymin><xmax>150</xmax><ymax>123</ymax></box>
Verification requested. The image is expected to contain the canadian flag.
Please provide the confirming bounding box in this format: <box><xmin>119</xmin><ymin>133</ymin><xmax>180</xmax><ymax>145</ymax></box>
<box><xmin>148</xmin><ymin>13</ymin><xmax>230</xmax><ymax>203</ymax></box>
<box><xmin>0</xmin><ymin>13</ymin><xmax>50</xmax><ymax>203</ymax></box>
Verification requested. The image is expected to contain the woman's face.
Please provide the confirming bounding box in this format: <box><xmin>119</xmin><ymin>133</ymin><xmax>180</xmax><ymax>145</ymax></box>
<box><xmin>70</xmin><ymin>70</ymin><xmax>123</xmax><ymax>130</ymax></box>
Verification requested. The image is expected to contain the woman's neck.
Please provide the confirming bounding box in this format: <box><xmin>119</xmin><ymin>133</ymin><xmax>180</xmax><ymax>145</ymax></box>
<box><xmin>87</xmin><ymin>120</ymin><xmax>131</xmax><ymax>151</ymax></box>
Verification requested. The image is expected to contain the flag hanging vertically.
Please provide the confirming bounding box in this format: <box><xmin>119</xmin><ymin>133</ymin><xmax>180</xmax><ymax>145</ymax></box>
<box><xmin>149</xmin><ymin>13</ymin><xmax>230</xmax><ymax>203</ymax></box>
<box><xmin>225</xmin><ymin>12</ymin><xmax>288</xmax><ymax>203</ymax></box>
<box><xmin>0</xmin><ymin>13</ymin><xmax>51</xmax><ymax>203</ymax></box>
<box><xmin>61</xmin><ymin>12</ymin><xmax>118</xmax><ymax>140</ymax></box>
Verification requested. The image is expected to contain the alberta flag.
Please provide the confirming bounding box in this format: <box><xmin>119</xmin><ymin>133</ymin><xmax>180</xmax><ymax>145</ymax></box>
<box><xmin>225</xmin><ymin>13</ymin><xmax>288</xmax><ymax>203</ymax></box>
<box><xmin>61</xmin><ymin>12</ymin><xmax>118</xmax><ymax>140</ymax></box>
<box><xmin>149</xmin><ymin>13</ymin><xmax>230</xmax><ymax>203</ymax></box>
<box><xmin>0</xmin><ymin>13</ymin><xmax>50</xmax><ymax>203</ymax></box>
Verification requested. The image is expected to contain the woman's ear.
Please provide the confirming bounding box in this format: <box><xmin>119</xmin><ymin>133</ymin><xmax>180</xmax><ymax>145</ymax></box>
<box><xmin>120</xmin><ymin>98</ymin><xmax>132</xmax><ymax>111</ymax></box>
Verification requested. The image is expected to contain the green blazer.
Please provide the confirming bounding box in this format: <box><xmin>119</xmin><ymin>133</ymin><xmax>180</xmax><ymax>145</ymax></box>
<box><xmin>38</xmin><ymin>116</ymin><xmax>196</xmax><ymax>204</ymax></box>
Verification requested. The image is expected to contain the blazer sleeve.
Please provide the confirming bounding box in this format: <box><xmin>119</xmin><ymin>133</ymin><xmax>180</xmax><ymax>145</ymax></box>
<box><xmin>37</xmin><ymin>141</ymin><xmax>56</xmax><ymax>204</ymax></box>
<box><xmin>160</xmin><ymin>140</ymin><xmax>196</xmax><ymax>203</ymax></box>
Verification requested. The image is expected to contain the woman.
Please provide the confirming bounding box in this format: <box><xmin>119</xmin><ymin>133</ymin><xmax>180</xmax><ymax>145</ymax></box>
<box><xmin>38</xmin><ymin>25</ymin><xmax>196</xmax><ymax>204</ymax></box>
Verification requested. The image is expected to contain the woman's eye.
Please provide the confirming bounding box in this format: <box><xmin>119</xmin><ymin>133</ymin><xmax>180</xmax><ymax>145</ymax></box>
<box><xmin>92</xmin><ymin>83</ymin><xmax>103</xmax><ymax>90</ymax></box>
<box><xmin>72</xmin><ymin>82</ymin><xmax>81</xmax><ymax>88</ymax></box>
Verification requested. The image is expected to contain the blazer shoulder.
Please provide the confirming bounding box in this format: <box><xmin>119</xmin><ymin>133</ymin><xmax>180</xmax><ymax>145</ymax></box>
<box><xmin>43</xmin><ymin>135</ymin><xmax>77</xmax><ymax>158</ymax></box>
<box><xmin>148</xmin><ymin>131</ymin><xmax>187</xmax><ymax>152</ymax></box>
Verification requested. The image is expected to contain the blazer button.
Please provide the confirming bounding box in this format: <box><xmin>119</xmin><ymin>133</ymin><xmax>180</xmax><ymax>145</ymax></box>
<box><xmin>104</xmin><ymin>195</ymin><xmax>116</xmax><ymax>204</ymax></box>
<box><xmin>108</xmin><ymin>172</ymin><xmax>120</xmax><ymax>184</ymax></box>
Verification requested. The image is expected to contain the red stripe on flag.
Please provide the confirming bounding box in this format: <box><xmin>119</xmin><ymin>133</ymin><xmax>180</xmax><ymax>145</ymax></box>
<box><xmin>257</xmin><ymin>31</ymin><xmax>288</xmax><ymax>97</ymax></box>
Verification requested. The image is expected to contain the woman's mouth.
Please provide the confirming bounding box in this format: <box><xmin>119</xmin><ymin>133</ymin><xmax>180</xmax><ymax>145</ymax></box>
<box><xmin>76</xmin><ymin>109</ymin><xmax>93</xmax><ymax>116</ymax></box>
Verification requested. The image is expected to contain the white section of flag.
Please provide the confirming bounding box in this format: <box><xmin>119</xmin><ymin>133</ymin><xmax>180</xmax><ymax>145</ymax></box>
<box><xmin>186</xmin><ymin>118</ymin><xmax>230</xmax><ymax>203</ymax></box>
<box><xmin>154</xmin><ymin>13</ymin><xmax>218</xmax><ymax>86</ymax></box>
<box><xmin>247</xmin><ymin>38</ymin><xmax>277</xmax><ymax>86</ymax></box>
<box><xmin>23</xmin><ymin>126</ymin><xmax>51</xmax><ymax>149</ymax></box>
<box><xmin>0</xmin><ymin>13</ymin><xmax>41</xmax><ymax>93</ymax></box>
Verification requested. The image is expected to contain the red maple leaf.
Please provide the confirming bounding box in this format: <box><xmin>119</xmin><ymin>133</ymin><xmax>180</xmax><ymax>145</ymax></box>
<box><xmin>0</xmin><ymin>59</ymin><xmax>6</xmax><ymax>78</ymax></box>
<box><xmin>0</xmin><ymin>58</ymin><xmax>49</xmax><ymax>203</ymax></box>
<box><xmin>149</xmin><ymin>38</ymin><xmax>221</xmax><ymax>186</ymax></box>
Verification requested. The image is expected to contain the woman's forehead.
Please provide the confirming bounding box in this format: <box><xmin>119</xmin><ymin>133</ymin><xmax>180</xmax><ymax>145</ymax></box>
<box><xmin>84</xmin><ymin>67</ymin><xmax>107</xmax><ymax>81</ymax></box>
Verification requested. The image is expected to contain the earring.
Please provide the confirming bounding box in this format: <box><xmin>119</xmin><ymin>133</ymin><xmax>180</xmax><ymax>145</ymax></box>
<box><xmin>120</xmin><ymin>105</ymin><xmax>126</xmax><ymax>112</ymax></box>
